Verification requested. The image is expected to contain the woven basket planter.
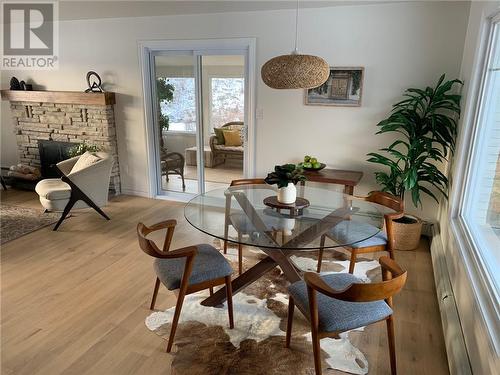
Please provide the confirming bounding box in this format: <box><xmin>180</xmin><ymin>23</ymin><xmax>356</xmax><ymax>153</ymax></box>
<box><xmin>392</xmin><ymin>215</ymin><xmax>422</xmax><ymax>251</ymax></box>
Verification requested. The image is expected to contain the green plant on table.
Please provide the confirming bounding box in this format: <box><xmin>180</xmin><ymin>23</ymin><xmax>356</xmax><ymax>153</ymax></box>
<box><xmin>367</xmin><ymin>74</ymin><xmax>462</xmax><ymax>207</ymax></box>
<box><xmin>264</xmin><ymin>164</ymin><xmax>306</xmax><ymax>188</ymax></box>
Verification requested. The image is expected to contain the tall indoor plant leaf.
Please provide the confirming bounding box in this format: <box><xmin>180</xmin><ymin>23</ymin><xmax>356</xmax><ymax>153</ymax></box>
<box><xmin>367</xmin><ymin>74</ymin><xmax>463</xmax><ymax>207</ymax></box>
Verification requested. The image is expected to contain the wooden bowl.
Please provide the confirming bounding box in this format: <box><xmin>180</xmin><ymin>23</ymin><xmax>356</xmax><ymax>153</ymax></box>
<box><xmin>302</xmin><ymin>163</ymin><xmax>326</xmax><ymax>171</ymax></box>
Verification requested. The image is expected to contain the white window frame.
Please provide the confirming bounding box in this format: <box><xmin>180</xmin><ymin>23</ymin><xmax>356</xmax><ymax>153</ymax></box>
<box><xmin>448</xmin><ymin>10</ymin><xmax>500</xmax><ymax>357</ymax></box>
<box><xmin>138</xmin><ymin>38</ymin><xmax>257</xmax><ymax>201</ymax></box>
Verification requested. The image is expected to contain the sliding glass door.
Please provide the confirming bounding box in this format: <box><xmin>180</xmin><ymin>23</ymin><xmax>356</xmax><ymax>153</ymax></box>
<box><xmin>150</xmin><ymin>51</ymin><xmax>246</xmax><ymax>196</ymax></box>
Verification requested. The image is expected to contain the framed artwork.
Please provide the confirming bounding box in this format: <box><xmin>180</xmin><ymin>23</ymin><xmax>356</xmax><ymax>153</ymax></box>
<box><xmin>305</xmin><ymin>67</ymin><xmax>364</xmax><ymax>107</ymax></box>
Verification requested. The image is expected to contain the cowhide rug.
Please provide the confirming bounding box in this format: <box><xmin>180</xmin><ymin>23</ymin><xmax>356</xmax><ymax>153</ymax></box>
<box><xmin>146</xmin><ymin>240</ymin><xmax>382</xmax><ymax>374</ymax></box>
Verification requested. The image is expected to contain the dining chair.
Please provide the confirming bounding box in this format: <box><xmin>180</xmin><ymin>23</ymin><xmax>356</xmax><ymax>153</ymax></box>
<box><xmin>317</xmin><ymin>191</ymin><xmax>404</xmax><ymax>274</ymax></box>
<box><xmin>137</xmin><ymin>219</ymin><xmax>234</xmax><ymax>353</ymax></box>
<box><xmin>223</xmin><ymin>178</ymin><xmax>267</xmax><ymax>275</ymax></box>
<box><xmin>286</xmin><ymin>256</ymin><xmax>407</xmax><ymax>375</ymax></box>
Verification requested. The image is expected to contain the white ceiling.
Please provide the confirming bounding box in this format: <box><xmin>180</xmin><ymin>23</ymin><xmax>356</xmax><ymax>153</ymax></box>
<box><xmin>58</xmin><ymin>0</ymin><xmax>403</xmax><ymax>21</ymax></box>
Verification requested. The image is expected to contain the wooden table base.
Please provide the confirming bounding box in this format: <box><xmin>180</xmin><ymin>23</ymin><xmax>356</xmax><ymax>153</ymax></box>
<box><xmin>201</xmin><ymin>191</ymin><xmax>356</xmax><ymax>307</ymax></box>
<box><xmin>201</xmin><ymin>248</ymin><xmax>301</xmax><ymax>307</ymax></box>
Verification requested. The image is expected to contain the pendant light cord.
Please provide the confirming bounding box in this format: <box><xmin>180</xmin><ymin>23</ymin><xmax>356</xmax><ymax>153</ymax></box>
<box><xmin>293</xmin><ymin>0</ymin><xmax>299</xmax><ymax>54</ymax></box>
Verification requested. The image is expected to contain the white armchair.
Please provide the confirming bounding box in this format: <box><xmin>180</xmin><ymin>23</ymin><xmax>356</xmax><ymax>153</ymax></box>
<box><xmin>35</xmin><ymin>152</ymin><xmax>113</xmax><ymax>230</ymax></box>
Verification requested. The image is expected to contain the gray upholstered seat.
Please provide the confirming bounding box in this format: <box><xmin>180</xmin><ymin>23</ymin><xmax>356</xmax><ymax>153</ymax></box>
<box><xmin>288</xmin><ymin>273</ymin><xmax>393</xmax><ymax>333</ymax></box>
<box><xmin>328</xmin><ymin>220</ymin><xmax>388</xmax><ymax>248</ymax></box>
<box><xmin>154</xmin><ymin>243</ymin><xmax>233</xmax><ymax>290</ymax></box>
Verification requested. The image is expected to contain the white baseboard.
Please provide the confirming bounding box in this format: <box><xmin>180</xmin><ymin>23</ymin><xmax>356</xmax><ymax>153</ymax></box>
<box><xmin>430</xmin><ymin>225</ymin><xmax>473</xmax><ymax>375</ymax></box>
<box><xmin>119</xmin><ymin>188</ymin><xmax>151</xmax><ymax>198</ymax></box>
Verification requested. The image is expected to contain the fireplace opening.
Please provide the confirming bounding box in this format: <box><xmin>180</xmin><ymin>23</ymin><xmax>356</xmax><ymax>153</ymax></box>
<box><xmin>38</xmin><ymin>140</ymin><xmax>76</xmax><ymax>178</ymax></box>
<box><xmin>4</xmin><ymin>140</ymin><xmax>76</xmax><ymax>191</ymax></box>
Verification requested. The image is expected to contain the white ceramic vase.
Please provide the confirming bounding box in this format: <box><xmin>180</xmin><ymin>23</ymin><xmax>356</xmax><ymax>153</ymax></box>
<box><xmin>279</xmin><ymin>217</ymin><xmax>296</xmax><ymax>236</ymax></box>
<box><xmin>277</xmin><ymin>182</ymin><xmax>297</xmax><ymax>204</ymax></box>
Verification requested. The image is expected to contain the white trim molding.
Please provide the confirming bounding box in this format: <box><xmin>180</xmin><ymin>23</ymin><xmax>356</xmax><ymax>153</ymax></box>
<box><xmin>137</xmin><ymin>38</ymin><xmax>257</xmax><ymax>200</ymax></box>
<box><xmin>430</xmin><ymin>225</ymin><xmax>472</xmax><ymax>375</ymax></box>
<box><xmin>437</xmin><ymin>4</ymin><xmax>500</xmax><ymax>374</ymax></box>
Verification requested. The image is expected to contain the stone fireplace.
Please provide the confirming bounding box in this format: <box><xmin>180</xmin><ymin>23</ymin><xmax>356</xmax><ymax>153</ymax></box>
<box><xmin>1</xmin><ymin>90</ymin><xmax>121</xmax><ymax>194</ymax></box>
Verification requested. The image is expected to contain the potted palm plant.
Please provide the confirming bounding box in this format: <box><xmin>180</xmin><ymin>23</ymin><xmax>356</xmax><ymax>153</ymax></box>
<box><xmin>367</xmin><ymin>74</ymin><xmax>463</xmax><ymax>250</ymax></box>
<box><xmin>265</xmin><ymin>164</ymin><xmax>306</xmax><ymax>204</ymax></box>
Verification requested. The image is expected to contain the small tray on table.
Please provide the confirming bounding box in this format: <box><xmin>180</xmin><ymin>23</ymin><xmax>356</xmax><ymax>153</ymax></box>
<box><xmin>263</xmin><ymin>196</ymin><xmax>310</xmax><ymax>217</ymax></box>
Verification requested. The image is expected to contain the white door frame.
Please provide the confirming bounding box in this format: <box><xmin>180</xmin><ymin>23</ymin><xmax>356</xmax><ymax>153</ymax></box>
<box><xmin>138</xmin><ymin>38</ymin><xmax>257</xmax><ymax>201</ymax></box>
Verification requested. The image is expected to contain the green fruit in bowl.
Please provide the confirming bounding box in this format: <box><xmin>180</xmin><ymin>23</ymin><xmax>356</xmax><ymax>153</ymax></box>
<box><xmin>310</xmin><ymin>157</ymin><xmax>318</xmax><ymax>164</ymax></box>
<box><xmin>303</xmin><ymin>162</ymin><xmax>312</xmax><ymax>168</ymax></box>
<box><xmin>304</xmin><ymin>155</ymin><xmax>311</xmax><ymax>162</ymax></box>
<box><xmin>312</xmin><ymin>162</ymin><xmax>321</xmax><ymax>169</ymax></box>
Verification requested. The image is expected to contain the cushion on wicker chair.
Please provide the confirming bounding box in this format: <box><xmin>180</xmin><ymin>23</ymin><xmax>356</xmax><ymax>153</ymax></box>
<box><xmin>288</xmin><ymin>273</ymin><xmax>393</xmax><ymax>333</ymax></box>
<box><xmin>328</xmin><ymin>220</ymin><xmax>387</xmax><ymax>248</ymax></box>
<box><xmin>153</xmin><ymin>244</ymin><xmax>233</xmax><ymax>290</ymax></box>
<box><xmin>213</xmin><ymin>144</ymin><xmax>244</xmax><ymax>152</ymax></box>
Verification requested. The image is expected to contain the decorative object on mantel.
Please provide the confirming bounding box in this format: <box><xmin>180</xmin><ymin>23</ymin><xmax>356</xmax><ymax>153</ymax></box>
<box><xmin>298</xmin><ymin>154</ymin><xmax>326</xmax><ymax>171</ymax></box>
<box><xmin>264</xmin><ymin>164</ymin><xmax>306</xmax><ymax>204</ymax></box>
<box><xmin>19</xmin><ymin>81</ymin><xmax>33</xmax><ymax>91</ymax></box>
<box><xmin>261</xmin><ymin>0</ymin><xmax>329</xmax><ymax>89</ymax></box>
<box><xmin>9</xmin><ymin>77</ymin><xmax>33</xmax><ymax>91</ymax></box>
<box><xmin>305</xmin><ymin>67</ymin><xmax>364</xmax><ymax>106</ymax></box>
<box><xmin>367</xmin><ymin>74</ymin><xmax>463</xmax><ymax>250</ymax></box>
<box><xmin>85</xmin><ymin>71</ymin><xmax>104</xmax><ymax>92</ymax></box>
<box><xmin>9</xmin><ymin>77</ymin><xmax>21</xmax><ymax>90</ymax></box>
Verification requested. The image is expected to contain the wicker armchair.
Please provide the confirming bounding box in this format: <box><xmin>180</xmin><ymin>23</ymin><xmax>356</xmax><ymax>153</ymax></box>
<box><xmin>160</xmin><ymin>149</ymin><xmax>185</xmax><ymax>191</ymax></box>
<box><xmin>209</xmin><ymin>121</ymin><xmax>244</xmax><ymax>165</ymax></box>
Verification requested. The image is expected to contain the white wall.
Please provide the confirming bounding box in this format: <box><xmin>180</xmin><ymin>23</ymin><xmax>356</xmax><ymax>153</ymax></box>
<box><xmin>0</xmin><ymin>1</ymin><xmax>469</xmax><ymax>218</ymax></box>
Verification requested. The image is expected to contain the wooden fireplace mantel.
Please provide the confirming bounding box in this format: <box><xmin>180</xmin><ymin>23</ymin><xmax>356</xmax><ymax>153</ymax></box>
<box><xmin>0</xmin><ymin>90</ymin><xmax>115</xmax><ymax>105</ymax></box>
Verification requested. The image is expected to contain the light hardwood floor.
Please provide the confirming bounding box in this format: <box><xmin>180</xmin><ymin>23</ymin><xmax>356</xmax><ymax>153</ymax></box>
<box><xmin>162</xmin><ymin>163</ymin><xmax>243</xmax><ymax>193</ymax></box>
<box><xmin>0</xmin><ymin>190</ymin><xmax>449</xmax><ymax>374</ymax></box>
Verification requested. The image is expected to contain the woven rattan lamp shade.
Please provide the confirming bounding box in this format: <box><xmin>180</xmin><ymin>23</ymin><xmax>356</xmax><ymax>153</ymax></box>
<box><xmin>261</xmin><ymin>54</ymin><xmax>330</xmax><ymax>89</ymax></box>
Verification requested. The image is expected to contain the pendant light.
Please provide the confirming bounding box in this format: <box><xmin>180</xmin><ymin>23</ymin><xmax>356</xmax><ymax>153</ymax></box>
<box><xmin>261</xmin><ymin>0</ymin><xmax>330</xmax><ymax>89</ymax></box>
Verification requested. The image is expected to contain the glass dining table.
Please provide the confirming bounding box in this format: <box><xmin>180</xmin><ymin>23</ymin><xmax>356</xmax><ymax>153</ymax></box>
<box><xmin>184</xmin><ymin>184</ymin><xmax>388</xmax><ymax>307</ymax></box>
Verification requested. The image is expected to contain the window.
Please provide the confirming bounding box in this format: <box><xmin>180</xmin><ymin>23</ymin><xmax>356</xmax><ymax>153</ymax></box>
<box><xmin>160</xmin><ymin>77</ymin><xmax>196</xmax><ymax>132</ymax></box>
<box><xmin>460</xmin><ymin>18</ymin><xmax>500</xmax><ymax>293</ymax></box>
<box><xmin>209</xmin><ymin>77</ymin><xmax>244</xmax><ymax>131</ymax></box>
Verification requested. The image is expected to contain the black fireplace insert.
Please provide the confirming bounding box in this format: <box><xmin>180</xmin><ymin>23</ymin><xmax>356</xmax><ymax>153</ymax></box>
<box><xmin>38</xmin><ymin>140</ymin><xmax>76</xmax><ymax>178</ymax></box>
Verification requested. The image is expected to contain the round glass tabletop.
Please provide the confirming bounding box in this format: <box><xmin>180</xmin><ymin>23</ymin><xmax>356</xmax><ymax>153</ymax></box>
<box><xmin>184</xmin><ymin>184</ymin><xmax>389</xmax><ymax>250</ymax></box>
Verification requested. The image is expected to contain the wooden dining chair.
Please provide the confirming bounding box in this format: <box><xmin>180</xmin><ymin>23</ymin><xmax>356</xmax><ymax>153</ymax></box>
<box><xmin>317</xmin><ymin>191</ymin><xmax>404</xmax><ymax>274</ymax></box>
<box><xmin>286</xmin><ymin>256</ymin><xmax>407</xmax><ymax>375</ymax></box>
<box><xmin>223</xmin><ymin>178</ymin><xmax>267</xmax><ymax>275</ymax></box>
<box><xmin>137</xmin><ymin>219</ymin><xmax>234</xmax><ymax>353</ymax></box>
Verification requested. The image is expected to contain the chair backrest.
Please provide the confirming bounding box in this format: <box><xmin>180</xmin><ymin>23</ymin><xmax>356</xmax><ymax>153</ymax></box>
<box><xmin>304</xmin><ymin>256</ymin><xmax>407</xmax><ymax>306</ymax></box>
<box><xmin>230</xmin><ymin>178</ymin><xmax>266</xmax><ymax>186</ymax></box>
<box><xmin>63</xmin><ymin>152</ymin><xmax>113</xmax><ymax>207</ymax></box>
<box><xmin>221</xmin><ymin>121</ymin><xmax>244</xmax><ymax>129</ymax></box>
<box><xmin>137</xmin><ymin>219</ymin><xmax>177</xmax><ymax>257</ymax></box>
<box><xmin>365</xmin><ymin>191</ymin><xmax>404</xmax><ymax>213</ymax></box>
<box><xmin>361</xmin><ymin>191</ymin><xmax>404</xmax><ymax>249</ymax></box>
